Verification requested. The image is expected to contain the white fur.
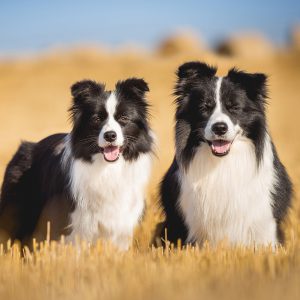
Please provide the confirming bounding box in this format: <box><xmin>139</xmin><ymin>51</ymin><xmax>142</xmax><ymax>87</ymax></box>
<box><xmin>178</xmin><ymin>135</ymin><xmax>277</xmax><ymax>246</ymax></box>
<box><xmin>204</xmin><ymin>77</ymin><xmax>241</xmax><ymax>142</ymax></box>
<box><xmin>62</xmin><ymin>139</ymin><xmax>152</xmax><ymax>250</ymax></box>
<box><xmin>98</xmin><ymin>93</ymin><xmax>124</xmax><ymax>147</ymax></box>
<box><xmin>178</xmin><ymin>77</ymin><xmax>277</xmax><ymax>247</ymax></box>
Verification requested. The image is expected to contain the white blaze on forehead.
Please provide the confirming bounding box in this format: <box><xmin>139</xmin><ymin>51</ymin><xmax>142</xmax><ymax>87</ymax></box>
<box><xmin>204</xmin><ymin>77</ymin><xmax>239</xmax><ymax>141</ymax></box>
<box><xmin>212</xmin><ymin>77</ymin><xmax>224</xmax><ymax>118</ymax></box>
<box><xmin>206</xmin><ymin>77</ymin><xmax>227</xmax><ymax>127</ymax></box>
<box><xmin>106</xmin><ymin>92</ymin><xmax>118</xmax><ymax>116</ymax></box>
<box><xmin>215</xmin><ymin>77</ymin><xmax>223</xmax><ymax>112</ymax></box>
<box><xmin>98</xmin><ymin>92</ymin><xmax>124</xmax><ymax>148</ymax></box>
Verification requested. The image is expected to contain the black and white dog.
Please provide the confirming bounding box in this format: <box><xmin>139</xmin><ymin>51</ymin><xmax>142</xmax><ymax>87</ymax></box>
<box><xmin>0</xmin><ymin>78</ymin><xmax>153</xmax><ymax>250</ymax></box>
<box><xmin>159</xmin><ymin>62</ymin><xmax>292</xmax><ymax>247</ymax></box>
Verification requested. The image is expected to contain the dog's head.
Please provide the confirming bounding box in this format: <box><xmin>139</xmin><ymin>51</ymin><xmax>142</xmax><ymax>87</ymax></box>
<box><xmin>174</xmin><ymin>61</ymin><xmax>267</xmax><ymax>166</ymax></box>
<box><xmin>69</xmin><ymin>78</ymin><xmax>153</xmax><ymax>162</ymax></box>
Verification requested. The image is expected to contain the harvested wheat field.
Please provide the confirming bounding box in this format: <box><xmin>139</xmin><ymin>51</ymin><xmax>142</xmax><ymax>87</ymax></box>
<box><xmin>0</xmin><ymin>39</ymin><xmax>300</xmax><ymax>299</ymax></box>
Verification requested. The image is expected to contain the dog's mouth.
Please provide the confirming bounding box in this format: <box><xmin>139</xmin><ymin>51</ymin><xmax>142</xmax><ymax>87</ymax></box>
<box><xmin>100</xmin><ymin>146</ymin><xmax>122</xmax><ymax>162</ymax></box>
<box><xmin>207</xmin><ymin>140</ymin><xmax>232</xmax><ymax>157</ymax></box>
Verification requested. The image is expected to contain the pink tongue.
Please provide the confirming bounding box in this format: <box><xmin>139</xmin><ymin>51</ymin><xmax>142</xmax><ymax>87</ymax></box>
<box><xmin>211</xmin><ymin>140</ymin><xmax>231</xmax><ymax>154</ymax></box>
<box><xmin>103</xmin><ymin>146</ymin><xmax>120</xmax><ymax>162</ymax></box>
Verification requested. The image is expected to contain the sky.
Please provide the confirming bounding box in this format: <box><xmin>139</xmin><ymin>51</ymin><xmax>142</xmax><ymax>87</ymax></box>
<box><xmin>0</xmin><ymin>0</ymin><xmax>299</xmax><ymax>56</ymax></box>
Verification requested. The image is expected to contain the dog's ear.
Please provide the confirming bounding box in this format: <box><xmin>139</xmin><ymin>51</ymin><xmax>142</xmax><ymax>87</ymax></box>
<box><xmin>115</xmin><ymin>78</ymin><xmax>149</xmax><ymax>99</ymax></box>
<box><xmin>177</xmin><ymin>61</ymin><xmax>217</xmax><ymax>80</ymax></box>
<box><xmin>227</xmin><ymin>68</ymin><xmax>268</xmax><ymax>101</ymax></box>
<box><xmin>71</xmin><ymin>80</ymin><xmax>105</xmax><ymax>105</ymax></box>
<box><xmin>69</xmin><ymin>80</ymin><xmax>105</xmax><ymax>122</ymax></box>
<box><xmin>175</xmin><ymin>62</ymin><xmax>217</xmax><ymax>98</ymax></box>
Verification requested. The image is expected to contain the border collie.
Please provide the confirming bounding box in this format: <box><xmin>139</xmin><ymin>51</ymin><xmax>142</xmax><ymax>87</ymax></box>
<box><xmin>0</xmin><ymin>78</ymin><xmax>153</xmax><ymax>250</ymax></box>
<box><xmin>159</xmin><ymin>62</ymin><xmax>292</xmax><ymax>247</ymax></box>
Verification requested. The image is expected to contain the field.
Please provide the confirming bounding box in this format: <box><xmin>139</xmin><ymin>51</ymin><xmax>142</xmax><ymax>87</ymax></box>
<box><xmin>0</xmin><ymin>42</ymin><xmax>299</xmax><ymax>299</ymax></box>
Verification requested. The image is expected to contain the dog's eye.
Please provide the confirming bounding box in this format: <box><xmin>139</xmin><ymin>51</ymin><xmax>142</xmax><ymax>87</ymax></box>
<box><xmin>118</xmin><ymin>115</ymin><xmax>130</xmax><ymax>123</ymax></box>
<box><xmin>91</xmin><ymin>115</ymin><xmax>101</xmax><ymax>125</ymax></box>
<box><xmin>205</xmin><ymin>102</ymin><xmax>215</xmax><ymax>110</ymax></box>
<box><xmin>199</xmin><ymin>101</ymin><xmax>214</xmax><ymax>113</ymax></box>
<box><xmin>226</xmin><ymin>103</ymin><xmax>239</xmax><ymax>112</ymax></box>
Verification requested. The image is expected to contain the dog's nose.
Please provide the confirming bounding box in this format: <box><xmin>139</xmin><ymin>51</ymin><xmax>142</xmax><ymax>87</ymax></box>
<box><xmin>104</xmin><ymin>131</ymin><xmax>117</xmax><ymax>142</ymax></box>
<box><xmin>212</xmin><ymin>122</ymin><xmax>228</xmax><ymax>136</ymax></box>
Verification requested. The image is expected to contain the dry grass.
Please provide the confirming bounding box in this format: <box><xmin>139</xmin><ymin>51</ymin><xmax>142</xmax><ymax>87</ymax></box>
<box><xmin>0</xmin><ymin>45</ymin><xmax>299</xmax><ymax>299</ymax></box>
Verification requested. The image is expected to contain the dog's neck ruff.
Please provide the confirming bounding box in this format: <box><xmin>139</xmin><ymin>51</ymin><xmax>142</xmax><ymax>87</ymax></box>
<box><xmin>178</xmin><ymin>134</ymin><xmax>277</xmax><ymax>246</ymax></box>
<box><xmin>61</xmin><ymin>135</ymin><xmax>152</xmax><ymax>250</ymax></box>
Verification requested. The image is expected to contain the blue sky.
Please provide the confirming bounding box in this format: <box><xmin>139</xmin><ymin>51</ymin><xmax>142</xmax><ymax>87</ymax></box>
<box><xmin>0</xmin><ymin>0</ymin><xmax>299</xmax><ymax>55</ymax></box>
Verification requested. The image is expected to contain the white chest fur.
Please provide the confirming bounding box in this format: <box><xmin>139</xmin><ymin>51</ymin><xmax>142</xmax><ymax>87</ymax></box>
<box><xmin>178</xmin><ymin>136</ymin><xmax>278</xmax><ymax>246</ymax></box>
<box><xmin>66</xmin><ymin>153</ymin><xmax>152</xmax><ymax>250</ymax></box>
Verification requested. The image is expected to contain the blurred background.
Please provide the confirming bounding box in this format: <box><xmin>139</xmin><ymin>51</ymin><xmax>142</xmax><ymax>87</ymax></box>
<box><xmin>0</xmin><ymin>2</ymin><xmax>300</xmax><ymax>299</ymax></box>
<box><xmin>1</xmin><ymin>0</ymin><xmax>300</xmax><ymax>56</ymax></box>
<box><xmin>0</xmin><ymin>0</ymin><xmax>300</xmax><ymax>242</ymax></box>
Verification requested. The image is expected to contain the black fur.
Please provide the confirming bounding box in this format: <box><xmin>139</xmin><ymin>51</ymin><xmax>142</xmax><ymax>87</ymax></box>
<box><xmin>157</xmin><ymin>61</ymin><xmax>292</xmax><ymax>245</ymax></box>
<box><xmin>271</xmin><ymin>143</ymin><xmax>293</xmax><ymax>243</ymax></box>
<box><xmin>115</xmin><ymin>78</ymin><xmax>153</xmax><ymax>161</ymax></box>
<box><xmin>0</xmin><ymin>78</ymin><xmax>153</xmax><ymax>244</ymax></box>
<box><xmin>159</xmin><ymin>159</ymin><xmax>188</xmax><ymax>245</ymax></box>
<box><xmin>0</xmin><ymin>134</ymin><xmax>72</xmax><ymax>243</ymax></box>
<box><xmin>70</xmin><ymin>78</ymin><xmax>152</xmax><ymax>162</ymax></box>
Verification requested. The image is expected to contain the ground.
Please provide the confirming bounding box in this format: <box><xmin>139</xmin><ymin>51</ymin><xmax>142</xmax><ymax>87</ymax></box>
<box><xmin>0</xmin><ymin>45</ymin><xmax>299</xmax><ymax>299</ymax></box>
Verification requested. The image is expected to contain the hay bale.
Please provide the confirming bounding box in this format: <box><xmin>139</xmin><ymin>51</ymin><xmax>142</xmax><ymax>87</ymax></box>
<box><xmin>290</xmin><ymin>25</ymin><xmax>300</xmax><ymax>50</ymax></box>
<box><xmin>156</xmin><ymin>32</ymin><xmax>203</xmax><ymax>56</ymax></box>
<box><xmin>216</xmin><ymin>33</ymin><xmax>274</xmax><ymax>58</ymax></box>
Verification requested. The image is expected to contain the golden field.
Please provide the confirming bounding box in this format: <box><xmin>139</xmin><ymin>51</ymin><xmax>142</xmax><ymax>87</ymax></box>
<box><xmin>0</xmin><ymin>40</ymin><xmax>299</xmax><ymax>299</ymax></box>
